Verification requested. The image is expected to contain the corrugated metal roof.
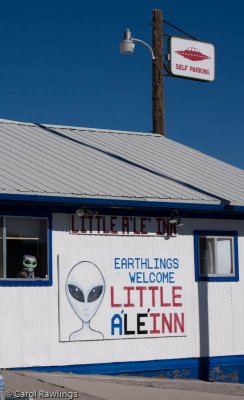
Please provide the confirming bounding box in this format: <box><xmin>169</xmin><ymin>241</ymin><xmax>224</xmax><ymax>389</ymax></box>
<box><xmin>0</xmin><ymin>119</ymin><xmax>243</xmax><ymax>206</ymax></box>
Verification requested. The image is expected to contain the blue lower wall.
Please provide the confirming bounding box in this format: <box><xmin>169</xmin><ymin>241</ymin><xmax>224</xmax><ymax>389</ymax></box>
<box><xmin>13</xmin><ymin>355</ymin><xmax>244</xmax><ymax>384</ymax></box>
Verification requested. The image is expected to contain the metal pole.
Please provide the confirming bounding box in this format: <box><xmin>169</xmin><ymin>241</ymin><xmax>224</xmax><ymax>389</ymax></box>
<box><xmin>152</xmin><ymin>9</ymin><xmax>165</xmax><ymax>135</ymax></box>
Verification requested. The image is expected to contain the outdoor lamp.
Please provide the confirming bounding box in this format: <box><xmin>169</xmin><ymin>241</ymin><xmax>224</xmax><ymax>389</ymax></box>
<box><xmin>76</xmin><ymin>208</ymin><xmax>93</xmax><ymax>217</ymax></box>
<box><xmin>120</xmin><ymin>29</ymin><xmax>155</xmax><ymax>59</ymax></box>
<box><xmin>169</xmin><ymin>210</ymin><xmax>184</xmax><ymax>226</ymax></box>
<box><xmin>119</xmin><ymin>29</ymin><xmax>135</xmax><ymax>54</ymax></box>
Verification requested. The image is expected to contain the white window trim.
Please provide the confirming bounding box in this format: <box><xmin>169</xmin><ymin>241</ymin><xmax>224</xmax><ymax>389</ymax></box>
<box><xmin>198</xmin><ymin>235</ymin><xmax>235</xmax><ymax>277</ymax></box>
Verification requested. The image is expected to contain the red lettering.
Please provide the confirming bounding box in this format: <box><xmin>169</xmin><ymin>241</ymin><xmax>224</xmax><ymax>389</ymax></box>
<box><xmin>160</xmin><ymin>287</ymin><xmax>171</xmax><ymax>307</ymax></box>
<box><xmin>176</xmin><ymin>64</ymin><xmax>187</xmax><ymax>71</ymax></box>
<box><xmin>133</xmin><ymin>217</ymin><xmax>140</xmax><ymax>234</ymax></box>
<box><xmin>162</xmin><ymin>313</ymin><xmax>173</xmax><ymax>333</ymax></box>
<box><xmin>110</xmin><ymin>216</ymin><xmax>117</xmax><ymax>234</ymax></box>
<box><xmin>81</xmin><ymin>216</ymin><xmax>86</xmax><ymax>233</ymax></box>
<box><xmin>150</xmin><ymin>313</ymin><xmax>160</xmax><ymax>334</ymax></box>
<box><xmin>156</xmin><ymin>217</ymin><xmax>162</xmax><ymax>235</ymax></box>
<box><xmin>87</xmin><ymin>216</ymin><xmax>93</xmax><ymax>233</ymax></box>
<box><xmin>174</xmin><ymin>313</ymin><xmax>184</xmax><ymax>333</ymax></box>
<box><xmin>122</xmin><ymin>217</ymin><xmax>129</xmax><ymax>234</ymax></box>
<box><xmin>190</xmin><ymin>66</ymin><xmax>210</xmax><ymax>75</ymax></box>
<box><xmin>136</xmin><ymin>286</ymin><xmax>147</xmax><ymax>307</ymax></box>
<box><xmin>102</xmin><ymin>216</ymin><xmax>110</xmax><ymax>233</ymax></box>
<box><xmin>95</xmin><ymin>215</ymin><xmax>102</xmax><ymax>233</ymax></box>
<box><xmin>172</xmin><ymin>286</ymin><xmax>182</xmax><ymax>306</ymax></box>
<box><xmin>140</xmin><ymin>217</ymin><xmax>148</xmax><ymax>234</ymax></box>
<box><xmin>124</xmin><ymin>286</ymin><xmax>135</xmax><ymax>307</ymax></box>
<box><xmin>70</xmin><ymin>215</ymin><xmax>79</xmax><ymax>234</ymax></box>
<box><xmin>162</xmin><ymin>218</ymin><xmax>170</xmax><ymax>235</ymax></box>
<box><xmin>148</xmin><ymin>286</ymin><xmax>158</xmax><ymax>307</ymax></box>
<box><xmin>110</xmin><ymin>287</ymin><xmax>122</xmax><ymax>307</ymax></box>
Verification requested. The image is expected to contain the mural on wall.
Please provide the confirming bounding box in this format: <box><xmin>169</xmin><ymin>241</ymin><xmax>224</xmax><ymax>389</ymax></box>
<box><xmin>58</xmin><ymin>214</ymin><xmax>186</xmax><ymax>342</ymax></box>
<box><xmin>66</xmin><ymin>261</ymin><xmax>105</xmax><ymax>340</ymax></box>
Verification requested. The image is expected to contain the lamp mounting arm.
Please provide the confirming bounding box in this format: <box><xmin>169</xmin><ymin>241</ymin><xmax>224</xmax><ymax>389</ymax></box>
<box><xmin>132</xmin><ymin>38</ymin><xmax>155</xmax><ymax>59</ymax></box>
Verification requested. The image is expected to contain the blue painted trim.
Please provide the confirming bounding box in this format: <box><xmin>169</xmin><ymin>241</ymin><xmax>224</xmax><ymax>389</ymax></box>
<box><xmin>48</xmin><ymin>217</ymin><xmax>53</xmax><ymax>286</ymax></box>
<box><xmin>0</xmin><ymin>193</ymin><xmax>244</xmax><ymax>212</ymax></box>
<box><xmin>0</xmin><ymin>193</ymin><xmax>244</xmax><ymax>219</ymax></box>
<box><xmin>0</xmin><ymin>279</ymin><xmax>52</xmax><ymax>287</ymax></box>
<box><xmin>11</xmin><ymin>354</ymin><xmax>244</xmax><ymax>383</ymax></box>
<box><xmin>14</xmin><ymin>357</ymin><xmax>198</xmax><ymax>375</ymax></box>
<box><xmin>1</xmin><ymin>204</ymin><xmax>244</xmax><ymax>220</ymax></box>
<box><xmin>0</xmin><ymin>214</ymin><xmax>52</xmax><ymax>287</ymax></box>
<box><xmin>194</xmin><ymin>233</ymin><xmax>200</xmax><ymax>282</ymax></box>
<box><xmin>194</xmin><ymin>230</ymin><xmax>239</xmax><ymax>282</ymax></box>
<box><xmin>0</xmin><ymin>208</ymin><xmax>53</xmax><ymax>218</ymax></box>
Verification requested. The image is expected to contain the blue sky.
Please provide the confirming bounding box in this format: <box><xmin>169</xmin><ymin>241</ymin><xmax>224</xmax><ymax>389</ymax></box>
<box><xmin>0</xmin><ymin>0</ymin><xmax>243</xmax><ymax>169</ymax></box>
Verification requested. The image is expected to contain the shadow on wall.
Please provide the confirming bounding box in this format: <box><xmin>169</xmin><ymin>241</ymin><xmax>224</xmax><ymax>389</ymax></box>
<box><xmin>198</xmin><ymin>281</ymin><xmax>210</xmax><ymax>381</ymax></box>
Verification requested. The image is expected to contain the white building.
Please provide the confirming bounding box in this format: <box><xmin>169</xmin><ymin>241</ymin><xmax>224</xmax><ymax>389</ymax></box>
<box><xmin>0</xmin><ymin>119</ymin><xmax>243</xmax><ymax>382</ymax></box>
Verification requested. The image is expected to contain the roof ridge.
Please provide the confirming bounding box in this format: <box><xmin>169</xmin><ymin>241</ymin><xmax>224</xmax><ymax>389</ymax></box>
<box><xmin>0</xmin><ymin>118</ymin><xmax>36</xmax><ymax>126</ymax></box>
<box><xmin>0</xmin><ymin>119</ymin><xmax>161</xmax><ymax>137</ymax></box>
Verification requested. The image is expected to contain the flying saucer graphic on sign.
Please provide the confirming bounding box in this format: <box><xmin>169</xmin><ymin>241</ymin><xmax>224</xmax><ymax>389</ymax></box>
<box><xmin>169</xmin><ymin>37</ymin><xmax>215</xmax><ymax>82</ymax></box>
<box><xmin>175</xmin><ymin>47</ymin><xmax>210</xmax><ymax>62</ymax></box>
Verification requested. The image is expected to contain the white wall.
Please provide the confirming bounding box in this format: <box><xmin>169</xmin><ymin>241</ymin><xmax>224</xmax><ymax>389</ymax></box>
<box><xmin>0</xmin><ymin>213</ymin><xmax>243</xmax><ymax>368</ymax></box>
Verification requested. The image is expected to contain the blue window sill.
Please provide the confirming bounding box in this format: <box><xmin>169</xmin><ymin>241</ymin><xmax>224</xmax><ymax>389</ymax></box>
<box><xmin>0</xmin><ymin>279</ymin><xmax>52</xmax><ymax>287</ymax></box>
<box><xmin>197</xmin><ymin>275</ymin><xmax>239</xmax><ymax>282</ymax></box>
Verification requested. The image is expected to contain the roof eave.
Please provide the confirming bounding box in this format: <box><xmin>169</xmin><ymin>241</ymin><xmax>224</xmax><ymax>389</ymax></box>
<box><xmin>0</xmin><ymin>193</ymin><xmax>243</xmax><ymax>212</ymax></box>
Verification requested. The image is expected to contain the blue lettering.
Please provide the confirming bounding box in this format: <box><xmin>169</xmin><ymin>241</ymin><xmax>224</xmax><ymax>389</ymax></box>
<box><xmin>136</xmin><ymin>272</ymin><xmax>143</xmax><ymax>283</ymax></box>
<box><xmin>129</xmin><ymin>272</ymin><xmax>136</xmax><ymax>283</ymax></box>
<box><xmin>111</xmin><ymin>314</ymin><xmax>123</xmax><ymax>335</ymax></box>
<box><xmin>156</xmin><ymin>272</ymin><xmax>163</xmax><ymax>283</ymax></box>
<box><xmin>142</xmin><ymin>272</ymin><xmax>149</xmax><ymax>283</ymax></box>
<box><xmin>149</xmin><ymin>272</ymin><xmax>156</xmax><ymax>283</ymax></box>
<box><xmin>121</xmin><ymin>258</ymin><xmax>127</xmax><ymax>269</ymax></box>
<box><xmin>160</xmin><ymin>258</ymin><xmax>167</xmax><ymax>269</ymax></box>
<box><xmin>169</xmin><ymin>272</ymin><xmax>175</xmax><ymax>283</ymax></box>
<box><xmin>127</xmin><ymin>258</ymin><xmax>134</xmax><ymax>269</ymax></box>
<box><xmin>163</xmin><ymin>272</ymin><xmax>170</xmax><ymax>282</ymax></box>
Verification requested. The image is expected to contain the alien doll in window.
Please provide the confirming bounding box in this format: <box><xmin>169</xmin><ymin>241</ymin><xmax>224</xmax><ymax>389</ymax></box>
<box><xmin>18</xmin><ymin>255</ymin><xmax>37</xmax><ymax>279</ymax></box>
<box><xmin>66</xmin><ymin>261</ymin><xmax>105</xmax><ymax>340</ymax></box>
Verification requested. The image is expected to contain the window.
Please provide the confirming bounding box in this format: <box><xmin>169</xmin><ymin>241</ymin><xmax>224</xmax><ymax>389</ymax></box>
<box><xmin>194</xmin><ymin>231</ymin><xmax>239</xmax><ymax>282</ymax></box>
<box><xmin>0</xmin><ymin>216</ymin><xmax>51</xmax><ymax>286</ymax></box>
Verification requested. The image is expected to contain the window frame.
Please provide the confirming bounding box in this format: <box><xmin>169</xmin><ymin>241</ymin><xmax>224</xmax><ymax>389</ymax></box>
<box><xmin>0</xmin><ymin>214</ymin><xmax>52</xmax><ymax>286</ymax></box>
<box><xmin>194</xmin><ymin>230</ymin><xmax>239</xmax><ymax>282</ymax></box>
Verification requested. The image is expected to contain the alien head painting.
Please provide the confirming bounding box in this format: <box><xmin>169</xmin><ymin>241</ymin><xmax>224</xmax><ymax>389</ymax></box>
<box><xmin>65</xmin><ymin>261</ymin><xmax>106</xmax><ymax>341</ymax></box>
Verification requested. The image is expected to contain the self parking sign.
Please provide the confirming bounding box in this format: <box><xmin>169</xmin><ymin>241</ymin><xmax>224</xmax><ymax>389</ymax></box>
<box><xmin>169</xmin><ymin>36</ymin><xmax>215</xmax><ymax>82</ymax></box>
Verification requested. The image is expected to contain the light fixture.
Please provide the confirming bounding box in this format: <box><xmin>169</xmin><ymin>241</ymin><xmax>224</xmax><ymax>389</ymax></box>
<box><xmin>120</xmin><ymin>28</ymin><xmax>155</xmax><ymax>59</ymax></box>
<box><xmin>119</xmin><ymin>29</ymin><xmax>135</xmax><ymax>54</ymax></box>
<box><xmin>169</xmin><ymin>210</ymin><xmax>184</xmax><ymax>226</ymax></box>
<box><xmin>75</xmin><ymin>208</ymin><xmax>94</xmax><ymax>218</ymax></box>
